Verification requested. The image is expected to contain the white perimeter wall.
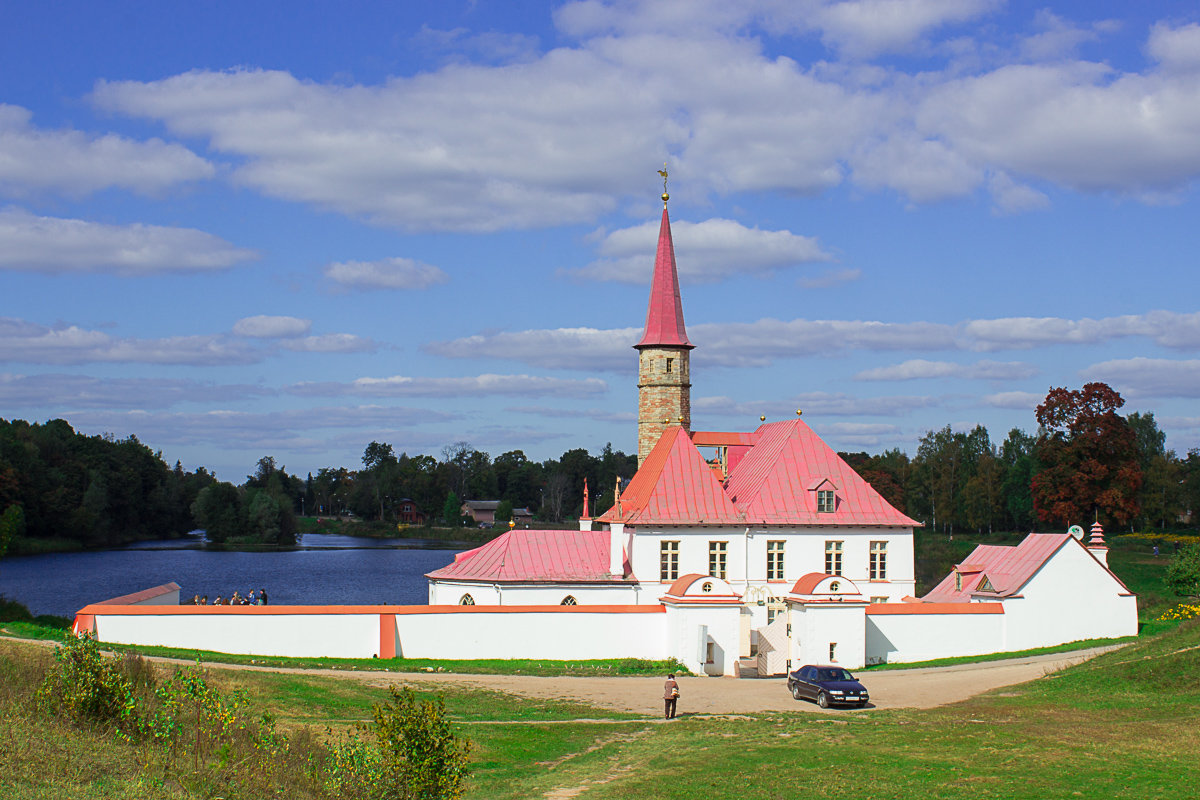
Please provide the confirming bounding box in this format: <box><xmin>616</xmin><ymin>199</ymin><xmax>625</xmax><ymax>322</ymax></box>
<box><xmin>427</xmin><ymin>582</ymin><xmax>642</xmax><ymax>606</ymax></box>
<box><xmin>1000</xmin><ymin>543</ymin><xmax>1138</xmax><ymax>650</ymax></box>
<box><xmin>865</xmin><ymin>608</ymin><xmax>1005</xmax><ymax>665</ymax></box>
<box><xmin>88</xmin><ymin>607</ymin><xmax>668</xmax><ymax>661</ymax></box>
<box><xmin>790</xmin><ymin>603</ymin><xmax>868</xmax><ymax>669</ymax></box>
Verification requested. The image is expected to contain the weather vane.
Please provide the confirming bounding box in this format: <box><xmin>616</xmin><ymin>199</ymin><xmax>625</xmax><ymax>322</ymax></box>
<box><xmin>657</xmin><ymin>163</ymin><xmax>669</xmax><ymax>204</ymax></box>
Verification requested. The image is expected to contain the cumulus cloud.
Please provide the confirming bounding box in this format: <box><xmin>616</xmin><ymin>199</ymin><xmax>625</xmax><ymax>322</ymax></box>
<box><xmin>0</xmin><ymin>373</ymin><xmax>273</xmax><ymax>409</ymax></box>
<box><xmin>1147</xmin><ymin>22</ymin><xmax>1200</xmax><ymax>72</ymax></box>
<box><xmin>0</xmin><ymin>318</ymin><xmax>259</xmax><ymax>366</ymax></box>
<box><xmin>424</xmin><ymin>327</ymin><xmax>638</xmax><ymax>371</ymax></box>
<box><xmin>1086</xmin><ymin>357</ymin><xmax>1200</xmax><ymax>398</ymax></box>
<box><xmin>982</xmin><ymin>390</ymin><xmax>1043</xmax><ymax>410</ymax></box>
<box><xmin>0</xmin><ymin>104</ymin><xmax>213</xmax><ymax>197</ymax></box>
<box><xmin>280</xmin><ymin>334</ymin><xmax>378</xmax><ymax>354</ymax></box>
<box><xmin>85</xmin><ymin>4</ymin><xmax>1200</xmax><ymax>228</ymax></box>
<box><xmin>0</xmin><ymin>208</ymin><xmax>256</xmax><ymax>275</ymax></box>
<box><xmin>963</xmin><ymin>311</ymin><xmax>1200</xmax><ymax>351</ymax></box>
<box><xmin>232</xmin><ymin>315</ymin><xmax>312</xmax><ymax>338</ymax></box>
<box><xmin>289</xmin><ymin>374</ymin><xmax>607</xmax><ymax>399</ymax></box>
<box><xmin>324</xmin><ymin>257</ymin><xmax>450</xmax><ymax>290</ymax></box>
<box><xmin>570</xmin><ymin>218</ymin><xmax>831</xmax><ymax>283</ymax></box>
<box><xmin>694</xmin><ymin>391</ymin><xmax>937</xmax><ymax>418</ymax></box>
<box><xmin>855</xmin><ymin>359</ymin><xmax>1037</xmax><ymax>381</ymax></box>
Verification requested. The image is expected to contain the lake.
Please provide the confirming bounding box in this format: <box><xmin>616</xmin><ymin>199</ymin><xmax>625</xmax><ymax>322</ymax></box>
<box><xmin>0</xmin><ymin>533</ymin><xmax>466</xmax><ymax>618</ymax></box>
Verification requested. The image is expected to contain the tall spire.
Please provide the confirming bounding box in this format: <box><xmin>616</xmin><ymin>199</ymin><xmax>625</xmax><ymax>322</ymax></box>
<box><xmin>635</xmin><ymin>202</ymin><xmax>693</xmax><ymax>350</ymax></box>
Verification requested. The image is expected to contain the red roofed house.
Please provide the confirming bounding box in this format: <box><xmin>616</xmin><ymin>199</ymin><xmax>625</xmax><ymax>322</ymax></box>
<box><xmin>427</xmin><ymin>188</ymin><xmax>922</xmax><ymax>672</ymax></box>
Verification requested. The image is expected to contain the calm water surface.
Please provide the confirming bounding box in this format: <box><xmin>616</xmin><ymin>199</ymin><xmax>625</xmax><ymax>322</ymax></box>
<box><xmin>0</xmin><ymin>533</ymin><xmax>465</xmax><ymax>618</ymax></box>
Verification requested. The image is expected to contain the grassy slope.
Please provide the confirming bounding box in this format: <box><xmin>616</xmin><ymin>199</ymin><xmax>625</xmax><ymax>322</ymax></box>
<box><xmin>5</xmin><ymin>619</ymin><xmax>1199</xmax><ymax>799</ymax></box>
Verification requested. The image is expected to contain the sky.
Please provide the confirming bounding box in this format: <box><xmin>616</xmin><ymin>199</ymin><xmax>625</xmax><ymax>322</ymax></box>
<box><xmin>2</xmin><ymin>0</ymin><xmax>1199</xmax><ymax>483</ymax></box>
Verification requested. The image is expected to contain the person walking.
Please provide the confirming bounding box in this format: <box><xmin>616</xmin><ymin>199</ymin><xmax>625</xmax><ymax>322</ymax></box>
<box><xmin>663</xmin><ymin>673</ymin><xmax>679</xmax><ymax>719</ymax></box>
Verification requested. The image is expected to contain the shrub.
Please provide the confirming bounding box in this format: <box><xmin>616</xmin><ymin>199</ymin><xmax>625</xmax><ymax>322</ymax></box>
<box><xmin>35</xmin><ymin>633</ymin><xmax>142</xmax><ymax>737</ymax></box>
<box><xmin>329</xmin><ymin>686</ymin><xmax>471</xmax><ymax>800</ymax></box>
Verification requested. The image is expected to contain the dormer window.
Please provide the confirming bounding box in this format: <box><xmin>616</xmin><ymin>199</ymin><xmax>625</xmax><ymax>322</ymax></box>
<box><xmin>978</xmin><ymin>576</ymin><xmax>994</xmax><ymax>592</ymax></box>
<box><xmin>817</xmin><ymin>489</ymin><xmax>835</xmax><ymax>513</ymax></box>
<box><xmin>955</xmin><ymin>572</ymin><xmax>962</xmax><ymax>592</ymax></box>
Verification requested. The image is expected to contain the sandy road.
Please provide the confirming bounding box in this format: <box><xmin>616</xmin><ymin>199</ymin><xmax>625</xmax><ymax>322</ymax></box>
<box><xmin>187</xmin><ymin>645</ymin><xmax>1123</xmax><ymax>716</ymax></box>
<box><xmin>1</xmin><ymin>635</ymin><xmax>1122</xmax><ymax>715</ymax></box>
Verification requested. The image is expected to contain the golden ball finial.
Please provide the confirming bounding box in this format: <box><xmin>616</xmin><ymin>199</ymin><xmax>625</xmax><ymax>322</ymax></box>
<box><xmin>657</xmin><ymin>164</ymin><xmax>669</xmax><ymax>205</ymax></box>
<box><xmin>796</xmin><ymin>409</ymin><xmax>803</xmax><ymax>417</ymax></box>
<box><xmin>661</xmin><ymin>192</ymin><xmax>669</xmax><ymax>203</ymax></box>
<box><xmin>760</xmin><ymin>415</ymin><xmax>766</xmax><ymax>422</ymax></box>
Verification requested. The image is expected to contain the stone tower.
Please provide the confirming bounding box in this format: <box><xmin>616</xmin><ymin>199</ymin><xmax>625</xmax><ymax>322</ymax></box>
<box><xmin>635</xmin><ymin>195</ymin><xmax>693</xmax><ymax>465</ymax></box>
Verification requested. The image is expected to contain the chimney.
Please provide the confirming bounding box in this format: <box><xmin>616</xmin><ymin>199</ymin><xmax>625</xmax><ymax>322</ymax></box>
<box><xmin>1087</xmin><ymin>520</ymin><xmax>1109</xmax><ymax>567</ymax></box>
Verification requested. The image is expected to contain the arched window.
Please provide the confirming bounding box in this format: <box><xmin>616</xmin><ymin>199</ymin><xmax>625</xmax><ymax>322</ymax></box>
<box><xmin>830</xmin><ymin>581</ymin><xmax>840</xmax><ymax>592</ymax></box>
<box><xmin>459</xmin><ymin>594</ymin><xmax>475</xmax><ymax>606</ymax></box>
<box><xmin>560</xmin><ymin>595</ymin><xmax>578</xmax><ymax>606</ymax></box>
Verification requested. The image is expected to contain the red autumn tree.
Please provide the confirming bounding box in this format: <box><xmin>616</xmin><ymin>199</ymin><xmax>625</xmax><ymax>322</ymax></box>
<box><xmin>1032</xmin><ymin>382</ymin><xmax>1142</xmax><ymax>527</ymax></box>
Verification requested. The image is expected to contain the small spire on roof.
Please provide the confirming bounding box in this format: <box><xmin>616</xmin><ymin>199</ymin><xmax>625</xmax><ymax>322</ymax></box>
<box><xmin>1088</xmin><ymin>520</ymin><xmax>1106</xmax><ymax>548</ymax></box>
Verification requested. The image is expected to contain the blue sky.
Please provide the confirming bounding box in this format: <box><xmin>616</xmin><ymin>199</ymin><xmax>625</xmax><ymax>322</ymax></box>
<box><xmin>3</xmin><ymin>0</ymin><xmax>1199</xmax><ymax>482</ymax></box>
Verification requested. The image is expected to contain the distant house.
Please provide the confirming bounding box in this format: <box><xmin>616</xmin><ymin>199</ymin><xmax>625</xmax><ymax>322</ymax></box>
<box><xmin>461</xmin><ymin>500</ymin><xmax>500</xmax><ymax>525</ymax></box>
<box><xmin>512</xmin><ymin>507</ymin><xmax>533</xmax><ymax>525</ymax></box>
<box><xmin>396</xmin><ymin>498</ymin><xmax>425</xmax><ymax>525</ymax></box>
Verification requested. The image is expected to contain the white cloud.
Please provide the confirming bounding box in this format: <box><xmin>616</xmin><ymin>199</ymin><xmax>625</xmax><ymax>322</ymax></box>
<box><xmin>987</xmin><ymin>171</ymin><xmax>1050</xmax><ymax>214</ymax></box>
<box><xmin>798</xmin><ymin>267</ymin><xmax>861</xmax><ymax>289</ymax></box>
<box><xmin>424</xmin><ymin>327</ymin><xmax>637</xmax><ymax>371</ymax></box>
<box><xmin>570</xmin><ymin>217</ymin><xmax>832</xmax><ymax>283</ymax></box>
<box><xmin>982</xmin><ymin>391</ymin><xmax>1043</xmax><ymax>410</ymax></box>
<box><xmin>324</xmin><ymin>257</ymin><xmax>450</xmax><ymax>290</ymax></box>
<box><xmin>814</xmin><ymin>0</ymin><xmax>1001</xmax><ymax>58</ymax></box>
<box><xmin>855</xmin><ymin>359</ymin><xmax>1037</xmax><ymax>381</ymax></box>
<box><xmin>289</xmin><ymin>374</ymin><xmax>608</xmax><ymax>399</ymax></box>
<box><xmin>694</xmin><ymin>391</ymin><xmax>937</xmax><ymax>418</ymax></box>
<box><xmin>281</xmin><ymin>334</ymin><xmax>378</xmax><ymax>354</ymax></box>
<box><xmin>0</xmin><ymin>373</ymin><xmax>273</xmax><ymax>409</ymax></box>
<box><xmin>1086</xmin><ymin>357</ymin><xmax>1200</xmax><ymax>398</ymax></box>
<box><xmin>0</xmin><ymin>318</ymin><xmax>260</xmax><ymax>366</ymax></box>
<box><xmin>0</xmin><ymin>104</ymin><xmax>212</xmax><ymax>197</ymax></box>
<box><xmin>1019</xmin><ymin>10</ymin><xmax>1119</xmax><ymax>62</ymax></box>
<box><xmin>232</xmin><ymin>315</ymin><xmax>312</xmax><ymax>338</ymax></box>
<box><xmin>0</xmin><ymin>208</ymin><xmax>256</xmax><ymax>275</ymax></box>
<box><xmin>506</xmin><ymin>405</ymin><xmax>636</xmax><ymax>423</ymax></box>
<box><xmin>963</xmin><ymin>311</ymin><xmax>1200</xmax><ymax>351</ymax></box>
<box><xmin>1147</xmin><ymin>22</ymin><xmax>1200</xmax><ymax>72</ymax></box>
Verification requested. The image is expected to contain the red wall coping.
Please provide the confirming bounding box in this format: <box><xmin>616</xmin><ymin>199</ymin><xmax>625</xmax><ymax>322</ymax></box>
<box><xmin>866</xmin><ymin>602</ymin><xmax>1003</xmax><ymax>616</ymax></box>
<box><xmin>77</xmin><ymin>603</ymin><xmax>667</xmax><ymax>617</ymax></box>
<box><xmin>94</xmin><ymin>582</ymin><xmax>181</xmax><ymax>605</ymax></box>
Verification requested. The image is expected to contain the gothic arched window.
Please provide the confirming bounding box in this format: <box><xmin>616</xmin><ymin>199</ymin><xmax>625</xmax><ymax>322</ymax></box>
<box><xmin>459</xmin><ymin>594</ymin><xmax>475</xmax><ymax>606</ymax></box>
<box><xmin>560</xmin><ymin>595</ymin><xmax>578</xmax><ymax>606</ymax></box>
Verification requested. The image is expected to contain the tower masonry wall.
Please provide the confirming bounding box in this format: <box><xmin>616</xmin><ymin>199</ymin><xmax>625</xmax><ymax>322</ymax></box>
<box><xmin>637</xmin><ymin>347</ymin><xmax>691</xmax><ymax>463</ymax></box>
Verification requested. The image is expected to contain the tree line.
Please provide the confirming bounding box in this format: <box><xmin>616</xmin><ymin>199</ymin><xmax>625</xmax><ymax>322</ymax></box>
<box><xmin>3</xmin><ymin>383</ymin><xmax>1198</xmax><ymax>551</ymax></box>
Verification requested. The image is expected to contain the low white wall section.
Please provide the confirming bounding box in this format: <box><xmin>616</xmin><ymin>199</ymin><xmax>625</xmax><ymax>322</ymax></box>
<box><xmin>865</xmin><ymin>604</ymin><xmax>1004</xmax><ymax>664</ymax></box>
<box><xmin>428</xmin><ymin>581</ymin><xmax>643</xmax><ymax>607</ymax></box>
<box><xmin>790</xmin><ymin>603</ymin><xmax>868</xmax><ymax>669</ymax></box>
<box><xmin>77</xmin><ymin>603</ymin><xmax>667</xmax><ymax>661</ymax></box>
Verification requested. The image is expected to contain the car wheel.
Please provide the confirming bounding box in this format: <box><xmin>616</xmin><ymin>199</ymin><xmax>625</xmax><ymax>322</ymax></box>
<box><xmin>791</xmin><ymin>684</ymin><xmax>802</xmax><ymax>700</ymax></box>
<box><xmin>817</xmin><ymin>691</ymin><xmax>829</xmax><ymax>709</ymax></box>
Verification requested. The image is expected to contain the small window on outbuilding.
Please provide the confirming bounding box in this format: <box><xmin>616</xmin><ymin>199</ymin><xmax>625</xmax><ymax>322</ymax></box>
<box><xmin>459</xmin><ymin>594</ymin><xmax>475</xmax><ymax>606</ymax></box>
<box><xmin>560</xmin><ymin>595</ymin><xmax>578</xmax><ymax>606</ymax></box>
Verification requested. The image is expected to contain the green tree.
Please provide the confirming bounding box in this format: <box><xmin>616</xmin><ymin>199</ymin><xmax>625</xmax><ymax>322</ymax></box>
<box><xmin>0</xmin><ymin>503</ymin><xmax>24</xmax><ymax>559</ymax></box>
<box><xmin>494</xmin><ymin>499</ymin><xmax>513</xmax><ymax>523</ymax></box>
<box><xmin>1165</xmin><ymin>544</ymin><xmax>1200</xmax><ymax>598</ymax></box>
<box><xmin>191</xmin><ymin>483</ymin><xmax>243</xmax><ymax>543</ymax></box>
<box><xmin>999</xmin><ymin>428</ymin><xmax>1038</xmax><ymax>531</ymax></box>
<box><xmin>442</xmin><ymin>491</ymin><xmax>461</xmax><ymax>527</ymax></box>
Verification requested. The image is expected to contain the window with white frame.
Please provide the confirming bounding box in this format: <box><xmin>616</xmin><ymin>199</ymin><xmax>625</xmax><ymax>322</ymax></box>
<box><xmin>825</xmin><ymin>540</ymin><xmax>843</xmax><ymax>575</ymax></box>
<box><xmin>708</xmin><ymin>541</ymin><xmax>728</xmax><ymax>579</ymax></box>
<box><xmin>660</xmin><ymin>540</ymin><xmax>680</xmax><ymax>581</ymax></box>
<box><xmin>766</xmin><ymin>540</ymin><xmax>785</xmax><ymax>580</ymax></box>
<box><xmin>869</xmin><ymin>541</ymin><xmax>887</xmax><ymax>580</ymax></box>
<box><xmin>817</xmin><ymin>489</ymin><xmax>835</xmax><ymax>513</ymax></box>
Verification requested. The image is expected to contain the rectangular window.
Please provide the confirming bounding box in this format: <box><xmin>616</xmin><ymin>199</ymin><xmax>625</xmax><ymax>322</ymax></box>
<box><xmin>829</xmin><ymin>642</ymin><xmax>837</xmax><ymax>662</ymax></box>
<box><xmin>766</xmin><ymin>540</ymin><xmax>785</xmax><ymax>580</ymax></box>
<box><xmin>955</xmin><ymin>571</ymin><xmax>963</xmax><ymax>592</ymax></box>
<box><xmin>660</xmin><ymin>540</ymin><xmax>680</xmax><ymax>582</ymax></box>
<box><xmin>869</xmin><ymin>541</ymin><xmax>887</xmax><ymax>580</ymax></box>
<box><xmin>870</xmin><ymin>596</ymin><xmax>888</xmax><ymax>604</ymax></box>
<box><xmin>767</xmin><ymin>606</ymin><xmax>782</xmax><ymax>624</ymax></box>
<box><xmin>825</xmin><ymin>540</ymin><xmax>843</xmax><ymax>576</ymax></box>
<box><xmin>708</xmin><ymin>541</ymin><xmax>728</xmax><ymax>579</ymax></box>
<box><xmin>665</xmin><ymin>357</ymin><xmax>674</xmax><ymax>374</ymax></box>
<box><xmin>817</xmin><ymin>489</ymin><xmax>835</xmax><ymax>513</ymax></box>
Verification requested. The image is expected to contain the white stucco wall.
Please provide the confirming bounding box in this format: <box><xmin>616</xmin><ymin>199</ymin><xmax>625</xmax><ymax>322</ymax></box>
<box><xmin>788</xmin><ymin>603</ymin><xmax>868</xmax><ymax>669</ymax></box>
<box><xmin>865</xmin><ymin>607</ymin><xmax>1005</xmax><ymax>664</ymax></box>
<box><xmin>427</xmin><ymin>582</ymin><xmax>642</xmax><ymax>606</ymax></box>
<box><xmin>663</xmin><ymin>602</ymin><xmax>741</xmax><ymax>675</ymax></box>
<box><xmin>999</xmin><ymin>543</ymin><xmax>1138</xmax><ymax>651</ymax></box>
<box><xmin>628</xmin><ymin>526</ymin><xmax>915</xmax><ymax>606</ymax></box>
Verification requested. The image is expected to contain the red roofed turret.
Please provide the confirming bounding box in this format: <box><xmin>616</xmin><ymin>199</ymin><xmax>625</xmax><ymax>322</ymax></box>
<box><xmin>635</xmin><ymin>206</ymin><xmax>693</xmax><ymax>350</ymax></box>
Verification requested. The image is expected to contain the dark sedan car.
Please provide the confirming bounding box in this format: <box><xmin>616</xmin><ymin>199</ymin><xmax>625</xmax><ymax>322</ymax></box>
<box><xmin>786</xmin><ymin>664</ymin><xmax>869</xmax><ymax>708</ymax></box>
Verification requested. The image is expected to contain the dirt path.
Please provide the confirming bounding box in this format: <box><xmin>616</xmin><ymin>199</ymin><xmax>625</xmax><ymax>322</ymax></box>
<box><xmin>2</xmin><ymin>634</ymin><xmax>1123</xmax><ymax>715</ymax></box>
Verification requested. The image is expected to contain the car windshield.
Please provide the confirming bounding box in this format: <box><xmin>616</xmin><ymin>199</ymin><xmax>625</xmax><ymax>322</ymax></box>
<box><xmin>821</xmin><ymin>669</ymin><xmax>853</xmax><ymax>681</ymax></box>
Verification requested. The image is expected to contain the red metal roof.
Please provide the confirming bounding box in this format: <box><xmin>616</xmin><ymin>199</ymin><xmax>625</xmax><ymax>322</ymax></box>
<box><xmin>597</xmin><ymin>426</ymin><xmax>742</xmax><ymax>524</ymax></box>
<box><xmin>635</xmin><ymin>206</ymin><xmax>692</xmax><ymax>349</ymax></box>
<box><xmin>921</xmin><ymin>533</ymin><xmax>1128</xmax><ymax>602</ymax></box>
<box><xmin>425</xmin><ymin>529</ymin><xmax>633</xmax><ymax>584</ymax></box>
<box><xmin>598</xmin><ymin>419</ymin><xmax>918</xmax><ymax>527</ymax></box>
<box><xmin>724</xmin><ymin>420</ymin><xmax>919</xmax><ymax>526</ymax></box>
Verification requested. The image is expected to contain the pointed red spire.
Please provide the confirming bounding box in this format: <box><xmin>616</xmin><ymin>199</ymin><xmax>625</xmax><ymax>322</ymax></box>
<box><xmin>635</xmin><ymin>205</ymin><xmax>693</xmax><ymax>349</ymax></box>
<box><xmin>582</xmin><ymin>478</ymin><xmax>590</xmax><ymax>519</ymax></box>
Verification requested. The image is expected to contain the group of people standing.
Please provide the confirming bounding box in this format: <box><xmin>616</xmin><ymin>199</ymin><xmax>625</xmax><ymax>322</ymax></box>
<box><xmin>183</xmin><ymin>589</ymin><xmax>269</xmax><ymax>606</ymax></box>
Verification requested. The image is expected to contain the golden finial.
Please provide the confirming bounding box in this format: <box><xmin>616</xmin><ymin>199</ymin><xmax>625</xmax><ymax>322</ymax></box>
<box><xmin>760</xmin><ymin>415</ymin><xmax>766</xmax><ymax>422</ymax></box>
<box><xmin>657</xmin><ymin>164</ymin><xmax>669</xmax><ymax>204</ymax></box>
<box><xmin>796</xmin><ymin>409</ymin><xmax>803</xmax><ymax>417</ymax></box>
